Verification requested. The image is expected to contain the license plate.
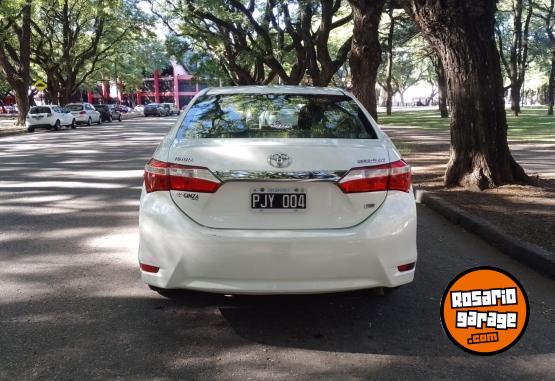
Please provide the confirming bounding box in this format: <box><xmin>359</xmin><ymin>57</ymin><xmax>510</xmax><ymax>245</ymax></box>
<box><xmin>251</xmin><ymin>193</ymin><xmax>306</xmax><ymax>209</ymax></box>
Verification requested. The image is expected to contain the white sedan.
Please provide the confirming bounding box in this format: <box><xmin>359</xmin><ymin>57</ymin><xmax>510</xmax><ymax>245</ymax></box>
<box><xmin>139</xmin><ymin>86</ymin><xmax>417</xmax><ymax>295</ymax></box>
<box><xmin>26</xmin><ymin>105</ymin><xmax>76</xmax><ymax>132</ymax></box>
<box><xmin>66</xmin><ymin>103</ymin><xmax>101</xmax><ymax>125</ymax></box>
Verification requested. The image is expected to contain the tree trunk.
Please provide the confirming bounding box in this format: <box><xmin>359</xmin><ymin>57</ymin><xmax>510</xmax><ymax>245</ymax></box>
<box><xmin>548</xmin><ymin>50</ymin><xmax>554</xmax><ymax>116</ymax></box>
<box><xmin>0</xmin><ymin>1</ymin><xmax>32</xmax><ymax>125</ymax></box>
<box><xmin>12</xmin><ymin>82</ymin><xmax>29</xmax><ymax>126</ymax></box>
<box><xmin>496</xmin><ymin>0</ymin><xmax>532</xmax><ymax>117</ymax></box>
<box><xmin>46</xmin><ymin>75</ymin><xmax>60</xmax><ymax>105</ymax></box>
<box><xmin>385</xmin><ymin>6</ymin><xmax>395</xmax><ymax>116</ymax></box>
<box><xmin>510</xmin><ymin>80</ymin><xmax>522</xmax><ymax>116</ymax></box>
<box><xmin>405</xmin><ymin>0</ymin><xmax>531</xmax><ymax>190</ymax></box>
<box><xmin>348</xmin><ymin>0</ymin><xmax>386</xmax><ymax>121</ymax></box>
<box><xmin>435</xmin><ymin>58</ymin><xmax>449</xmax><ymax>118</ymax></box>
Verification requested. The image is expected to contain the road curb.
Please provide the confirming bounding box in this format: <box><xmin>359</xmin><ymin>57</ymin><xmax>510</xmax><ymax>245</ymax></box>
<box><xmin>415</xmin><ymin>189</ymin><xmax>555</xmax><ymax>279</ymax></box>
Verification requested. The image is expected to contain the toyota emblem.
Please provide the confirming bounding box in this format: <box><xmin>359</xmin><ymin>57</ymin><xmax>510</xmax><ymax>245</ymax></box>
<box><xmin>268</xmin><ymin>153</ymin><xmax>291</xmax><ymax>168</ymax></box>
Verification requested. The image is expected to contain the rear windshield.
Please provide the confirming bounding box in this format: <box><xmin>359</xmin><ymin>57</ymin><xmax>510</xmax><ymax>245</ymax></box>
<box><xmin>29</xmin><ymin>106</ymin><xmax>51</xmax><ymax>114</ymax></box>
<box><xmin>176</xmin><ymin>94</ymin><xmax>377</xmax><ymax>139</ymax></box>
<box><xmin>67</xmin><ymin>104</ymin><xmax>83</xmax><ymax>111</ymax></box>
<box><xmin>94</xmin><ymin>105</ymin><xmax>107</xmax><ymax>110</ymax></box>
<box><xmin>146</xmin><ymin>103</ymin><xmax>159</xmax><ymax>107</ymax></box>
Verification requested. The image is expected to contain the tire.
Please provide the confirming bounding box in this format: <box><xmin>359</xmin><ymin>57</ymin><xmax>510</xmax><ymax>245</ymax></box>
<box><xmin>71</xmin><ymin>119</ymin><xmax>76</xmax><ymax>129</ymax></box>
<box><xmin>97</xmin><ymin>116</ymin><xmax>102</xmax><ymax>125</ymax></box>
<box><xmin>53</xmin><ymin>120</ymin><xmax>61</xmax><ymax>131</ymax></box>
<box><xmin>118</xmin><ymin>115</ymin><xmax>122</xmax><ymax>122</ymax></box>
<box><xmin>27</xmin><ymin>127</ymin><xmax>35</xmax><ymax>133</ymax></box>
<box><xmin>87</xmin><ymin>117</ymin><xmax>92</xmax><ymax>126</ymax></box>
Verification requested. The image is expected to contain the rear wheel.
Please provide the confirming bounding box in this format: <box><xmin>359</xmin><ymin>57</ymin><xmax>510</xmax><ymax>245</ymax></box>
<box><xmin>53</xmin><ymin>120</ymin><xmax>61</xmax><ymax>131</ymax></box>
<box><xmin>118</xmin><ymin>115</ymin><xmax>122</xmax><ymax>122</ymax></box>
<box><xmin>27</xmin><ymin>127</ymin><xmax>35</xmax><ymax>133</ymax></box>
<box><xmin>97</xmin><ymin>116</ymin><xmax>102</xmax><ymax>125</ymax></box>
<box><xmin>87</xmin><ymin>117</ymin><xmax>92</xmax><ymax>126</ymax></box>
<box><xmin>71</xmin><ymin>119</ymin><xmax>76</xmax><ymax>129</ymax></box>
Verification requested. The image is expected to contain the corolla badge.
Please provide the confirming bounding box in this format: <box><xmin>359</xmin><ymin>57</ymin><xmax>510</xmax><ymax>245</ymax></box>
<box><xmin>268</xmin><ymin>153</ymin><xmax>291</xmax><ymax>168</ymax></box>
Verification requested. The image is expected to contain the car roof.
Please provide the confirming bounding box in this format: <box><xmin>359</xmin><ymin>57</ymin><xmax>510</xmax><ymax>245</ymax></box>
<box><xmin>204</xmin><ymin>85</ymin><xmax>347</xmax><ymax>96</ymax></box>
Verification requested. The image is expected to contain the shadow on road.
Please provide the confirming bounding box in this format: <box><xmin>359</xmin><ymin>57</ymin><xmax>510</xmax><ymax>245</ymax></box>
<box><xmin>1</xmin><ymin>118</ymin><xmax>553</xmax><ymax>379</ymax></box>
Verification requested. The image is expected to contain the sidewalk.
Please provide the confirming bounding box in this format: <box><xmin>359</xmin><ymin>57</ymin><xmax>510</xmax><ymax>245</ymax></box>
<box><xmin>382</xmin><ymin>125</ymin><xmax>555</xmax><ymax>255</ymax></box>
<box><xmin>382</xmin><ymin>126</ymin><xmax>555</xmax><ymax>178</ymax></box>
<box><xmin>0</xmin><ymin>118</ymin><xmax>25</xmax><ymax>137</ymax></box>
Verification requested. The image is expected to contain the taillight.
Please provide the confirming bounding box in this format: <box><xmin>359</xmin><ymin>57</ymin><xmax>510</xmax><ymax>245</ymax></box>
<box><xmin>397</xmin><ymin>262</ymin><xmax>416</xmax><ymax>272</ymax></box>
<box><xmin>338</xmin><ymin>160</ymin><xmax>411</xmax><ymax>193</ymax></box>
<box><xmin>79</xmin><ymin>111</ymin><xmax>86</xmax><ymax>115</ymax></box>
<box><xmin>139</xmin><ymin>262</ymin><xmax>159</xmax><ymax>273</ymax></box>
<box><xmin>144</xmin><ymin>158</ymin><xmax>221</xmax><ymax>193</ymax></box>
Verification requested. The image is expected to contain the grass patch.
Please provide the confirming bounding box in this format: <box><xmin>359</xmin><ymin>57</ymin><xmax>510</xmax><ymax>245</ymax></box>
<box><xmin>379</xmin><ymin>110</ymin><xmax>450</xmax><ymax>130</ymax></box>
<box><xmin>390</xmin><ymin>138</ymin><xmax>412</xmax><ymax>156</ymax></box>
<box><xmin>378</xmin><ymin>107</ymin><xmax>554</xmax><ymax>142</ymax></box>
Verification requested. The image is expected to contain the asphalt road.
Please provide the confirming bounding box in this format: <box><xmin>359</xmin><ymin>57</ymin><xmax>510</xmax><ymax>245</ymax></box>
<box><xmin>0</xmin><ymin>117</ymin><xmax>553</xmax><ymax>380</ymax></box>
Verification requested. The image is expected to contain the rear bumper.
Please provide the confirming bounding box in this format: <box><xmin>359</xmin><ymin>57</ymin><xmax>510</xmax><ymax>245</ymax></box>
<box><xmin>25</xmin><ymin>122</ymin><xmax>54</xmax><ymax>129</ymax></box>
<box><xmin>138</xmin><ymin>190</ymin><xmax>417</xmax><ymax>294</ymax></box>
<box><xmin>144</xmin><ymin>110</ymin><xmax>160</xmax><ymax>116</ymax></box>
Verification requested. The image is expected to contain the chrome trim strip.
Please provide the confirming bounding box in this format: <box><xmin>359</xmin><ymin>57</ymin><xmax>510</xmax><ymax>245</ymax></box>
<box><xmin>214</xmin><ymin>170</ymin><xmax>347</xmax><ymax>182</ymax></box>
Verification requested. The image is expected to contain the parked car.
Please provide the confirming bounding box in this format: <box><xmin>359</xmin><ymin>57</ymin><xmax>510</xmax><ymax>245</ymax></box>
<box><xmin>134</xmin><ymin>105</ymin><xmax>145</xmax><ymax>114</ymax></box>
<box><xmin>143</xmin><ymin>103</ymin><xmax>167</xmax><ymax>117</ymax></box>
<box><xmin>93</xmin><ymin>104</ymin><xmax>122</xmax><ymax>122</ymax></box>
<box><xmin>26</xmin><ymin>105</ymin><xmax>76</xmax><ymax>132</ymax></box>
<box><xmin>3</xmin><ymin>105</ymin><xmax>18</xmax><ymax>114</ymax></box>
<box><xmin>66</xmin><ymin>103</ymin><xmax>101</xmax><ymax>125</ymax></box>
<box><xmin>139</xmin><ymin>86</ymin><xmax>417</xmax><ymax>296</ymax></box>
<box><xmin>116</xmin><ymin>105</ymin><xmax>130</xmax><ymax>113</ymax></box>
<box><xmin>161</xmin><ymin>102</ymin><xmax>179</xmax><ymax>116</ymax></box>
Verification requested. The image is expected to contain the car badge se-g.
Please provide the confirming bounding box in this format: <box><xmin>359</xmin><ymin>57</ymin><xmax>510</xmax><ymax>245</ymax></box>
<box><xmin>268</xmin><ymin>153</ymin><xmax>291</xmax><ymax>168</ymax></box>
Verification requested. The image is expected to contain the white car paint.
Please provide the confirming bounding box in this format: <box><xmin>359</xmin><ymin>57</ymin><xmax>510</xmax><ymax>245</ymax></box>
<box><xmin>26</xmin><ymin>105</ymin><xmax>75</xmax><ymax>131</ymax></box>
<box><xmin>138</xmin><ymin>86</ymin><xmax>417</xmax><ymax>294</ymax></box>
<box><xmin>66</xmin><ymin>103</ymin><xmax>101</xmax><ymax>125</ymax></box>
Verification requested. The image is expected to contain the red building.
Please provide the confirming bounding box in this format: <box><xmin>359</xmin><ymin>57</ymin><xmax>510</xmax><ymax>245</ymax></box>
<box><xmin>86</xmin><ymin>63</ymin><xmax>207</xmax><ymax>108</ymax></box>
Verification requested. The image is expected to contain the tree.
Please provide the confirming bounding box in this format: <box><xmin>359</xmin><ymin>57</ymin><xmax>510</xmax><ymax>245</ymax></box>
<box><xmin>404</xmin><ymin>0</ymin><xmax>531</xmax><ymax>189</ymax></box>
<box><xmin>0</xmin><ymin>0</ymin><xmax>32</xmax><ymax>125</ymax></box>
<box><xmin>496</xmin><ymin>0</ymin><xmax>534</xmax><ymax>116</ymax></box>
<box><xmin>91</xmin><ymin>37</ymin><xmax>170</xmax><ymax>105</ymax></box>
<box><xmin>348</xmin><ymin>0</ymin><xmax>387</xmax><ymax>120</ymax></box>
<box><xmin>383</xmin><ymin>6</ymin><xmax>397</xmax><ymax>115</ymax></box>
<box><xmin>0</xmin><ymin>69</ymin><xmax>13</xmax><ymax>113</ymax></box>
<box><xmin>379</xmin><ymin>6</ymin><xmax>419</xmax><ymax>113</ymax></box>
<box><xmin>150</xmin><ymin>0</ymin><xmax>353</xmax><ymax>87</ymax></box>
<box><xmin>421</xmin><ymin>50</ymin><xmax>449</xmax><ymax>117</ymax></box>
<box><xmin>433</xmin><ymin>54</ymin><xmax>449</xmax><ymax>117</ymax></box>
<box><xmin>534</xmin><ymin>0</ymin><xmax>554</xmax><ymax>115</ymax></box>
<box><xmin>379</xmin><ymin>48</ymin><xmax>423</xmax><ymax>106</ymax></box>
<box><xmin>31</xmin><ymin>0</ymin><xmax>151</xmax><ymax>105</ymax></box>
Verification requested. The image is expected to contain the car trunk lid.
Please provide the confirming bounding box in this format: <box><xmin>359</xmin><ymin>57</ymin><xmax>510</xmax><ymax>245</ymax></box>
<box><xmin>166</xmin><ymin>138</ymin><xmax>390</xmax><ymax>229</ymax></box>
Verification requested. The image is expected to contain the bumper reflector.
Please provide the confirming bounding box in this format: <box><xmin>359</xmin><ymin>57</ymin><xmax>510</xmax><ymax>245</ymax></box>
<box><xmin>397</xmin><ymin>262</ymin><xmax>416</xmax><ymax>272</ymax></box>
<box><xmin>140</xmin><ymin>263</ymin><xmax>160</xmax><ymax>273</ymax></box>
